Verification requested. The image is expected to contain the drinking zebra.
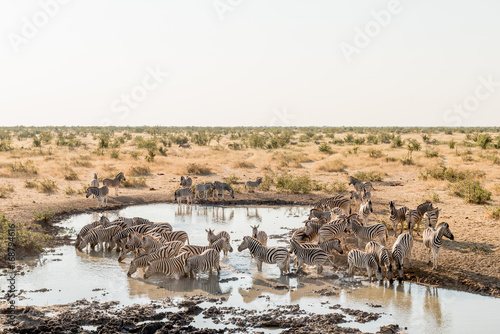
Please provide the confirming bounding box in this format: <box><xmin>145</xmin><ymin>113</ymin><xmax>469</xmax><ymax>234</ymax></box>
<box><xmin>308</xmin><ymin>208</ymin><xmax>332</xmax><ymax>222</ymax></box>
<box><xmin>347</xmin><ymin>249</ymin><xmax>383</xmax><ymax>281</ymax></box>
<box><xmin>291</xmin><ymin>225</ymin><xmax>316</xmax><ymax>244</ymax></box>
<box><xmin>389</xmin><ymin>201</ymin><xmax>408</xmax><ymax>236</ymax></box>
<box><xmin>246</xmin><ymin>177</ymin><xmax>263</xmax><ymax>193</ymax></box>
<box><xmin>344</xmin><ymin>217</ymin><xmax>388</xmax><ymax>248</ymax></box>
<box><xmin>77</xmin><ymin>225</ymin><xmax>122</xmax><ymax>252</ymax></box>
<box><xmin>392</xmin><ymin>233</ymin><xmax>413</xmax><ymax>282</ymax></box>
<box><xmin>290</xmin><ymin>239</ymin><xmax>333</xmax><ymax>274</ymax></box>
<box><xmin>212</xmin><ymin>181</ymin><xmax>234</xmax><ymax>200</ymax></box>
<box><xmin>75</xmin><ymin>220</ymin><xmax>100</xmax><ymax>248</ymax></box>
<box><xmin>103</xmin><ymin>172</ymin><xmax>125</xmax><ymax>196</ymax></box>
<box><xmin>365</xmin><ymin>241</ymin><xmax>393</xmax><ymax>283</ymax></box>
<box><xmin>184</xmin><ymin>249</ymin><xmax>221</xmax><ymax>278</ymax></box>
<box><xmin>154</xmin><ymin>230</ymin><xmax>190</xmax><ymax>245</ymax></box>
<box><xmin>251</xmin><ymin>225</ymin><xmax>268</xmax><ymax>246</ymax></box>
<box><xmin>118</xmin><ymin>232</ymin><xmax>163</xmax><ymax>262</ymax></box>
<box><xmin>90</xmin><ymin>173</ymin><xmax>99</xmax><ymax>188</ymax></box>
<box><xmin>127</xmin><ymin>241</ymin><xmax>184</xmax><ymax>277</ymax></box>
<box><xmin>195</xmin><ymin>183</ymin><xmax>214</xmax><ymax>199</ymax></box>
<box><xmin>314</xmin><ymin>195</ymin><xmax>351</xmax><ymax>215</ymax></box>
<box><xmin>179</xmin><ymin>237</ymin><xmax>233</xmax><ymax>257</ymax></box>
<box><xmin>180</xmin><ymin>176</ymin><xmax>193</xmax><ymax>187</ymax></box>
<box><xmin>175</xmin><ymin>188</ymin><xmax>193</xmax><ymax>205</ymax></box>
<box><xmin>143</xmin><ymin>252</ymin><xmax>191</xmax><ymax>280</ymax></box>
<box><xmin>358</xmin><ymin>200</ymin><xmax>374</xmax><ymax>224</ymax></box>
<box><xmin>111</xmin><ymin>224</ymin><xmax>154</xmax><ymax>252</ymax></box>
<box><xmin>317</xmin><ymin>217</ymin><xmax>350</xmax><ymax>249</ymax></box>
<box><xmin>86</xmin><ymin>186</ymin><xmax>109</xmax><ymax>208</ymax></box>
<box><xmin>237</xmin><ymin>236</ymin><xmax>290</xmax><ymax>275</ymax></box>
<box><xmin>423</xmin><ymin>222</ymin><xmax>454</xmax><ymax>269</ymax></box>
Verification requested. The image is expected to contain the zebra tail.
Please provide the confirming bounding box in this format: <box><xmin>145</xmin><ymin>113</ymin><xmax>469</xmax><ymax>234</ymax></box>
<box><xmin>187</xmin><ymin>235</ymin><xmax>190</xmax><ymax>245</ymax></box>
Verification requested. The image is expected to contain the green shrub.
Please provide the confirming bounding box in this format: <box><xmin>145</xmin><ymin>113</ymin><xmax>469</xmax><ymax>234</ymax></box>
<box><xmin>449</xmin><ymin>180</ymin><xmax>491</xmax><ymax>204</ymax></box>
<box><xmin>64</xmin><ymin>171</ymin><xmax>78</xmax><ymax>181</ymax></box>
<box><xmin>318</xmin><ymin>142</ymin><xmax>332</xmax><ymax>154</ymax></box>
<box><xmin>419</xmin><ymin>166</ymin><xmax>485</xmax><ymax>182</ymax></box>
<box><xmin>368</xmin><ymin>149</ymin><xmax>383</xmax><ymax>158</ymax></box>
<box><xmin>448</xmin><ymin>139</ymin><xmax>456</xmax><ymax>149</ymax></box>
<box><xmin>9</xmin><ymin>160</ymin><xmax>38</xmax><ymax>175</ymax></box>
<box><xmin>38</xmin><ymin>179</ymin><xmax>57</xmax><ymax>193</ymax></box>
<box><xmin>0</xmin><ymin>215</ymin><xmax>51</xmax><ymax>254</ymax></box>
<box><xmin>223</xmin><ymin>174</ymin><xmax>239</xmax><ymax>186</ymax></box>
<box><xmin>32</xmin><ymin>208</ymin><xmax>55</xmax><ymax>224</ymax></box>
<box><xmin>276</xmin><ymin>173</ymin><xmax>312</xmax><ymax>193</ymax></box>
<box><xmin>391</xmin><ymin>135</ymin><xmax>403</xmax><ymax>148</ymax></box>
<box><xmin>187</xmin><ymin>163</ymin><xmax>212</xmax><ymax>175</ymax></box>
<box><xmin>425</xmin><ymin>149</ymin><xmax>439</xmax><ymax>158</ymax></box>
<box><xmin>0</xmin><ymin>185</ymin><xmax>14</xmax><ymax>198</ymax></box>
<box><xmin>329</xmin><ymin>180</ymin><xmax>347</xmax><ymax>193</ymax></box>
<box><xmin>110</xmin><ymin>149</ymin><xmax>120</xmax><ymax>159</ymax></box>
<box><xmin>477</xmin><ymin>134</ymin><xmax>492</xmax><ymax>149</ymax></box>
<box><xmin>485</xmin><ymin>206</ymin><xmax>500</xmax><ymax>220</ymax></box>
<box><xmin>65</xmin><ymin>186</ymin><xmax>76</xmax><ymax>195</ymax></box>
<box><xmin>353</xmin><ymin>171</ymin><xmax>383</xmax><ymax>182</ymax></box>
<box><xmin>259</xmin><ymin>174</ymin><xmax>275</xmax><ymax>191</ymax></box>
<box><xmin>249</xmin><ymin>134</ymin><xmax>267</xmax><ymax>148</ymax></box>
<box><xmin>422</xmin><ymin>192</ymin><xmax>440</xmax><ymax>203</ymax></box>
<box><xmin>400</xmin><ymin>157</ymin><xmax>414</xmax><ymax>165</ymax></box>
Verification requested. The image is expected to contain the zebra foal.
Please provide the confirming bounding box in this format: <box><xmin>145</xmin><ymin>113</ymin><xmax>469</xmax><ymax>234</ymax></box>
<box><xmin>238</xmin><ymin>236</ymin><xmax>290</xmax><ymax>275</ymax></box>
<box><xmin>358</xmin><ymin>200</ymin><xmax>374</xmax><ymax>224</ymax></box>
<box><xmin>86</xmin><ymin>186</ymin><xmax>109</xmax><ymax>208</ymax></box>
<box><xmin>423</xmin><ymin>222</ymin><xmax>454</xmax><ymax>269</ymax></box>
<box><xmin>175</xmin><ymin>187</ymin><xmax>193</xmax><ymax>204</ymax></box>
<box><xmin>251</xmin><ymin>225</ymin><xmax>268</xmax><ymax>246</ymax></box>
<box><xmin>184</xmin><ymin>249</ymin><xmax>221</xmax><ymax>278</ymax></box>
<box><xmin>103</xmin><ymin>172</ymin><xmax>125</xmax><ymax>196</ymax></box>
<box><xmin>389</xmin><ymin>201</ymin><xmax>408</xmax><ymax>236</ymax></box>
<box><xmin>90</xmin><ymin>173</ymin><xmax>99</xmax><ymax>187</ymax></box>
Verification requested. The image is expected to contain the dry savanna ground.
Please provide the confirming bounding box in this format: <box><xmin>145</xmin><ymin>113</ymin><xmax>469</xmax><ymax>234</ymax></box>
<box><xmin>0</xmin><ymin>127</ymin><xmax>499</xmax><ymax>296</ymax></box>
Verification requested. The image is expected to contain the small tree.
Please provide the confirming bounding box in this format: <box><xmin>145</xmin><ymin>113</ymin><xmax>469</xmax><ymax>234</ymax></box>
<box><xmin>477</xmin><ymin>134</ymin><xmax>492</xmax><ymax>149</ymax></box>
<box><xmin>406</xmin><ymin>139</ymin><xmax>421</xmax><ymax>160</ymax></box>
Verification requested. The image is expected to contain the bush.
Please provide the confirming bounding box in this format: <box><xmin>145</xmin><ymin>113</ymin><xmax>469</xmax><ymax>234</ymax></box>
<box><xmin>368</xmin><ymin>149</ymin><xmax>383</xmax><ymax>158</ymax></box>
<box><xmin>122</xmin><ymin>176</ymin><xmax>148</xmax><ymax>188</ymax></box>
<box><xmin>187</xmin><ymin>163</ymin><xmax>212</xmax><ymax>175</ymax></box>
<box><xmin>110</xmin><ymin>149</ymin><xmax>120</xmax><ymax>159</ymax></box>
<box><xmin>9</xmin><ymin>160</ymin><xmax>38</xmax><ymax>175</ymax></box>
<box><xmin>38</xmin><ymin>179</ymin><xmax>57</xmax><ymax>193</ymax></box>
<box><xmin>318</xmin><ymin>142</ymin><xmax>332</xmax><ymax>154</ymax></box>
<box><xmin>329</xmin><ymin>180</ymin><xmax>347</xmax><ymax>193</ymax></box>
<box><xmin>448</xmin><ymin>139</ymin><xmax>456</xmax><ymax>149</ymax></box>
<box><xmin>449</xmin><ymin>180</ymin><xmax>491</xmax><ymax>204</ymax></box>
<box><xmin>391</xmin><ymin>135</ymin><xmax>403</xmax><ymax>148</ymax></box>
<box><xmin>249</xmin><ymin>134</ymin><xmax>267</xmax><ymax>148</ymax></box>
<box><xmin>233</xmin><ymin>161</ymin><xmax>255</xmax><ymax>169</ymax></box>
<box><xmin>65</xmin><ymin>186</ymin><xmax>76</xmax><ymax>195</ymax></box>
<box><xmin>276</xmin><ymin>173</ymin><xmax>312</xmax><ymax>193</ymax></box>
<box><xmin>353</xmin><ymin>171</ymin><xmax>383</xmax><ymax>182</ymax></box>
<box><xmin>32</xmin><ymin>208</ymin><xmax>55</xmax><ymax>224</ymax></box>
<box><xmin>259</xmin><ymin>174</ymin><xmax>275</xmax><ymax>191</ymax></box>
<box><xmin>485</xmin><ymin>206</ymin><xmax>500</xmax><ymax>220</ymax></box>
<box><xmin>400</xmin><ymin>157</ymin><xmax>414</xmax><ymax>165</ymax></box>
<box><xmin>223</xmin><ymin>174</ymin><xmax>239</xmax><ymax>186</ymax></box>
<box><xmin>422</xmin><ymin>192</ymin><xmax>440</xmax><ymax>203</ymax></box>
<box><xmin>64</xmin><ymin>171</ymin><xmax>79</xmax><ymax>181</ymax></box>
<box><xmin>317</xmin><ymin>160</ymin><xmax>346</xmax><ymax>172</ymax></box>
<box><xmin>425</xmin><ymin>149</ymin><xmax>439</xmax><ymax>158</ymax></box>
<box><xmin>129</xmin><ymin>165</ymin><xmax>151</xmax><ymax>176</ymax></box>
<box><xmin>419</xmin><ymin>166</ymin><xmax>485</xmax><ymax>182</ymax></box>
<box><xmin>0</xmin><ymin>215</ymin><xmax>51</xmax><ymax>254</ymax></box>
<box><xmin>0</xmin><ymin>185</ymin><xmax>14</xmax><ymax>198</ymax></box>
<box><xmin>477</xmin><ymin>134</ymin><xmax>492</xmax><ymax>149</ymax></box>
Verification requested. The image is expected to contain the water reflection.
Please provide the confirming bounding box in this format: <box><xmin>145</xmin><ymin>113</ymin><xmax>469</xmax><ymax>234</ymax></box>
<box><xmin>246</xmin><ymin>208</ymin><xmax>262</xmax><ymax>222</ymax></box>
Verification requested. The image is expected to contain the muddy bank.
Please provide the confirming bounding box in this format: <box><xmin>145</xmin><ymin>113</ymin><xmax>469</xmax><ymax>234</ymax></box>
<box><xmin>1</xmin><ymin>295</ymin><xmax>400</xmax><ymax>334</ymax></box>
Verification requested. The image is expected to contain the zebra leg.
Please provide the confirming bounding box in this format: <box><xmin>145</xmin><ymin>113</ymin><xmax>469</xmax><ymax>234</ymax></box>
<box><xmin>256</xmin><ymin>259</ymin><xmax>263</xmax><ymax>271</ymax></box>
<box><xmin>367</xmin><ymin>266</ymin><xmax>372</xmax><ymax>281</ymax></box>
<box><xmin>317</xmin><ymin>264</ymin><xmax>323</xmax><ymax>274</ymax></box>
<box><xmin>426</xmin><ymin>248</ymin><xmax>432</xmax><ymax>266</ymax></box>
<box><xmin>433</xmin><ymin>248</ymin><xmax>440</xmax><ymax>269</ymax></box>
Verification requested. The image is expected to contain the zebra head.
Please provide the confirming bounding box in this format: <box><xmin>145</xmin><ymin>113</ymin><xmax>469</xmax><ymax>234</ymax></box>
<box><xmin>375</xmin><ymin>265</ymin><xmax>383</xmax><ymax>281</ymax></box>
<box><xmin>180</xmin><ymin>176</ymin><xmax>185</xmax><ymax>186</ymax></box>
<box><xmin>117</xmin><ymin>172</ymin><xmax>126</xmax><ymax>181</ymax></box>
<box><xmin>367</xmin><ymin>200</ymin><xmax>373</xmax><ymax>212</ymax></box>
<box><xmin>85</xmin><ymin>187</ymin><xmax>96</xmax><ymax>198</ymax></box>
<box><xmin>237</xmin><ymin>236</ymin><xmax>250</xmax><ymax>252</ymax></box>
<box><xmin>326</xmin><ymin>239</ymin><xmax>343</xmax><ymax>255</ymax></box>
<box><xmin>250</xmin><ymin>225</ymin><xmax>259</xmax><ymax>237</ymax></box>
<box><xmin>220</xmin><ymin>237</ymin><xmax>233</xmax><ymax>253</ymax></box>
<box><xmin>439</xmin><ymin>222</ymin><xmax>454</xmax><ymax>240</ymax></box>
<box><xmin>99</xmin><ymin>215</ymin><xmax>110</xmax><ymax>226</ymax></box>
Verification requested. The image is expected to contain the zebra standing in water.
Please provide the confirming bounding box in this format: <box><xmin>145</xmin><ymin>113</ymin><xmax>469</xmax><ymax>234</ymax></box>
<box><xmin>358</xmin><ymin>200</ymin><xmax>374</xmax><ymax>224</ymax></box>
<box><xmin>392</xmin><ymin>233</ymin><xmax>413</xmax><ymax>283</ymax></box>
<box><xmin>347</xmin><ymin>249</ymin><xmax>383</xmax><ymax>281</ymax></box>
<box><xmin>180</xmin><ymin>176</ymin><xmax>193</xmax><ymax>187</ymax></box>
<box><xmin>175</xmin><ymin>188</ymin><xmax>193</xmax><ymax>204</ymax></box>
<box><xmin>290</xmin><ymin>239</ymin><xmax>333</xmax><ymax>274</ymax></box>
<box><xmin>143</xmin><ymin>252</ymin><xmax>191</xmax><ymax>280</ymax></box>
<box><xmin>246</xmin><ymin>177</ymin><xmax>263</xmax><ymax>193</ymax></box>
<box><xmin>103</xmin><ymin>172</ymin><xmax>125</xmax><ymax>196</ymax></box>
<box><xmin>90</xmin><ymin>173</ymin><xmax>99</xmax><ymax>187</ymax></box>
<box><xmin>389</xmin><ymin>201</ymin><xmax>408</xmax><ymax>236</ymax></box>
<box><xmin>365</xmin><ymin>241</ymin><xmax>393</xmax><ymax>283</ymax></box>
<box><xmin>86</xmin><ymin>186</ymin><xmax>109</xmax><ymax>208</ymax></box>
<box><xmin>184</xmin><ymin>249</ymin><xmax>221</xmax><ymax>278</ymax></box>
<box><xmin>238</xmin><ymin>236</ymin><xmax>290</xmax><ymax>275</ymax></box>
<box><xmin>317</xmin><ymin>216</ymin><xmax>350</xmax><ymax>249</ymax></box>
<box><xmin>423</xmin><ymin>222</ymin><xmax>454</xmax><ymax>269</ymax></box>
<box><xmin>213</xmin><ymin>181</ymin><xmax>234</xmax><ymax>200</ymax></box>
<box><xmin>127</xmin><ymin>241</ymin><xmax>184</xmax><ymax>277</ymax></box>
<box><xmin>344</xmin><ymin>217</ymin><xmax>388</xmax><ymax>248</ymax></box>
<box><xmin>179</xmin><ymin>237</ymin><xmax>233</xmax><ymax>257</ymax></box>
<box><xmin>195</xmin><ymin>183</ymin><xmax>214</xmax><ymax>199</ymax></box>
<box><xmin>251</xmin><ymin>225</ymin><xmax>268</xmax><ymax>246</ymax></box>
<box><xmin>314</xmin><ymin>195</ymin><xmax>351</xmax><ymax>215</ymax></box>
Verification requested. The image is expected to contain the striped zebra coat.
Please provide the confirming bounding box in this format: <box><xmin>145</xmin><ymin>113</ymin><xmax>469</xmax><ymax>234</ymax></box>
<box><xmin>102</xmin><ymin>172</ymin><xmax>125</xmax><ymax>196</ymax></box>
<box><xmin>180</xmin><ymin>176</ymin><xmax>193</xmax><ymax>187</ymax></box>
<box><xmin>75</xmin><ymin>220</ymin><xmax>100</xmax><ymax>248</ymax></box>
<box><xmin>392</xmin><ymin>233</ymin><xmax>413</xmax><ymax>282</ymax></box>
<box><xmin>111</xmin><ymin>224</ymin><xmax>154</xmax><ymax>251</ymax></box>
<box><xmin>251</xmin><ymin>225</ymin><xmax>268</xmax><ymax>246</ymax></box>
<box><xmin>347</xmin><ymin>249</ymin><xmax>383</xmax><ymax>281</ymax></box>
<box><xmin>314</xmin><ymin>195</ymin><xmax>351</xmax><ymax>215</ymax></box>
<box><xmin>317</xmin><ymin>217</ymin><xmax>350</xmax><ymax>249</ymax></box>
<box><xmin>118</xmin><ymin>232</ymin><xmax>163</xmax><ymax>262</ymax></box>
<box><xmin>308</xmin><ymin>209</ymin><xmax>332</xmax><ymax>222</ymax></box>
<box><xmin>213</xmin><ymin>181</ymin><xmax>234</xmax><ymax>200</ymax></box>
<box><xmin>407</xmin><ymin>202</ymin><xmax>434</xmax><ymax>236</ymax></box>
<box><xmin>245</xmin><ymin>178</ymin><xmax>262</xmax><ymax>193</ymax></box>
<box><xmin>206</xmin><ymin>228</ymin><xmax>230</xmax><ymax>255</ymax></box>
<box><xmin>154</xmin><ymin>230</ymin><xmax>190</xmax><ymax>245</ymax></box>
<box><xmin>127</xmin><ymin>241</ymin><xmax>184</xmax><ymax>277</ymax></box>
<box><xmin>175</xmin><ymin>188</ymin><xmax>193</xmax><ymax>205</ymax></box>
<box><xmin>90</xmin><ymin>173</ymin><xmax>99</xmax><ymax>188</ymax></box>
<box><xmin>184</xmin><ymin>249</ymin><xmax>221</xmax><ymax>278</ymax></box>
<box><xmin>423</xmin><ymin>208</ymin><xmax>441</xmax><ymax>228</ymax></box>
<box><xmin>195</xmin><ymin>183</ymin><xmax>214</xmax><ymax>199</ymax></box>
<box><xmin>143</xmin><ymin>252</ymin><xmax>191</xmax><ymax>280</ymax></box>
<box><xmin>423</xmin><ymin>222</ymin><xmax>454</xmax><ymax>269</ymax></box>
<box><xmin>389</xmin><ymin>201</ymin><xmax>408</xmax><ymax>236</ymax></box>
<box><xmin>238</xmin><ymin>236</ymin><xmax>290</xmax><ymax>275</ymax></box>
<box><xmin>358</xmin><ymin>200</ymin><xmax>373</xmax><ymax>224</ymax></box>
<box><xmin>290</xmin><ymin>239</ymin><xmax>333</xmax><ymax>274</ymax></box>
<box><xmin>179</xmin><ymin>237</ymin><xmax>233</xmax><ymax>257</ymax></box>
<box><xmin>345</xmin><ymin>217</ymin><xmax>388</xmax><ymax>248</ymax></box>
<box><xmin>86</xmin><ymin>186</ymin><xmax>109</xmax><ymax>208</ymax></box>
<box><xmin>77</xmin><ymin>225</ymin><xmax>122</xmax><ymax>252</ymax></box>
<box><xmin>365</xmin><ymin>241</ymin><xmax>393</xmax><ymax>282</ymax></box>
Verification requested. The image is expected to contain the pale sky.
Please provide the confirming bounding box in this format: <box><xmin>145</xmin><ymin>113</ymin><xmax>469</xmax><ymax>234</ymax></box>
<box><xmin>1</xmin><ymin>0</ymin><xmax>499</xmax><ymax>127</ymax></box>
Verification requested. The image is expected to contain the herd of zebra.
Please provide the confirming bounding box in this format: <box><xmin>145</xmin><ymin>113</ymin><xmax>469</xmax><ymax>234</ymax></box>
<box><xmin>80</xmin><ymin>173</ymin><xmax>455</xmax><ymax>283</ymax></box>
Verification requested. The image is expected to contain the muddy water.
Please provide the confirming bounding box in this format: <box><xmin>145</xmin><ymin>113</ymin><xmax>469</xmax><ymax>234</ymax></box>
<box><xmin>5</xmin><ymin>204</ymin><xmax>499</xmax><ymax>333</ymax></box>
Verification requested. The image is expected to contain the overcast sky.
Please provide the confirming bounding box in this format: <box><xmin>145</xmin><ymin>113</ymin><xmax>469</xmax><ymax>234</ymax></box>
<box><xmin>1</xmin><ymin>0</ymin><xmax>499</xmax><ymax>127</ymax></box>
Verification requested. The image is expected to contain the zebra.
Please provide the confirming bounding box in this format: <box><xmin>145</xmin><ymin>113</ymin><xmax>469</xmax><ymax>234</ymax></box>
<box><xmin>408</xmin><ymin>202</ymin><xmax>435</xmax><ymax>236</ymax></box>
<box><xmin>118</xmin><ymin>232</ymin><xmax>163</xmax><ymax>262</ymax></box>
<box><xmin>175</xmin><ymin>187</ymin><xmax>193</xmax><ymax>205</ymax></box>
<box><xmin>77</xmin><ymin>225</ymin><xmax>122</xmax><ymax>252</ymax></box>
<box><xmin>251</xmin><ymin>225</ymin><xmax>268</xmax><ymax>246</ymax></box>
<box><xmin>246</xmin><ymin>177</ymin><xmax>263</xmax><ymax>193</ymax></box>
<box><xmin>291</xmin><ymin>226</ymin><xmax>315</xmax><ymax>244</ymax></box>
<box><xmin>143</xmin><ymin>252</ymin><xmax>191</xmax><ymax>280</ymax></box>
<box><xmin>212</xmin><ymin>181</ymin><xmax>234</xmax><ymax>200</ymax></box>
<box><xmin>308</xmin><ymin>208</ymin><xmax>332</xmax><ymax>222</ymax></box>
<box><xmin>149</xmin><ymin>223</ymin><xmax>174</xmax><ymax>233</ymax></box>
<box><xmin>102</xmin><ymin>172</ymin><xmax>125</xmax><ymax>196</ymax></box>
<box><xmin>361</xmin><ymin>188</ymin><xmax>372</xmax><ymax>202</ymax></box>
<box><xmin>389</xmin><ymin>201</ymin><xmax>408</xmax><ymax>236</ymax></box>
<box><xmin>293</xmin><ymin>239</ymin><xmax>343</xmax><ymax>269</ymax></box>
<box><xmin>423</xmin><ymin>208</ymin><xmax>441</xmax><ymax>228</ymax></box>
<box><xmin>179</xmin><ymin>143</ymin><xmax>191</xmax><ymax>148</ymax></box>
<box><xmin>154</xmin><ymin>230</ymin><xmax>190</xmax><ymax>245</ymax></box>
<box><xmin>184</xmin><ymin>249</ymin><xmax>221</xmax><ymax>278</ymax></box>
<box><xmin>423</xmin><ymin>222</ymin><xmax>454</xmax><ymax>269</ymax></box>
<box><xmin>344</xmin><ymin>217</ymin><xmax>388</xmax><ymax>248</ymax></box>
<box><xmin>195</xmin><ymin>183</ymin><xmax>214</xmax><ymax>199</ymax></box>
<box><xmin>304</xmin><ymin>220</ymin><xmax>324</xmax><ymax>242</ymax></box>
<box><xmin>237</xmin><ymin>236</ymin><xmax>290</xmax><ymax>275</ymax></box>
<box><xmin>75</xmin><ymin>220</ymin><xmax>101</xmax><ymax>248</ymax></box>
<box><xmin>290</xmin><ymin>239</ymin><xmax>333</xmax><ymax>274</ymax></box>
<box><xmin>180</xmin><ymin>176</ymin><xmax>193</xmax><ymax>187</ymax></box>
<box><xmin>179</xmin><ymin>237</ymin><xmax>233</xmax><ymax>257</ymax></box>
<box><xmin>317</xmin><ymin>217</ymin><xmax>350</xmax><ymax>249</ymax></box>
<box><xmin>85</xmin><ymin>186</ymin><xmax>109</xmax><ymax>208</ymax></box>
<box><xmin>314</xmin><ymin>195</ymin><xmax>351</xmax><ymax>215</ymax></box>
<box><xmin>358</xmin><ymin>200</ymin><xmax>373</xmax><ymax>224</ymax></box>
<box><xmin>348</xmin><ymin>176</ymin><xmax>364</xmax><ymax>193</ymax></box>
<box><xmin>350</xmin><ymin>191</ymin><xmax>362</xmax><ymax>212</ymax></box>
<box><xmin>90</xmin><ymin>173</ymin><xmax>99</xmax><ymax>188</ymax></box>
<box><xmin>365</xmin><ymin>241</ymin><xmax>393</xmax><ymax>283</ymax></box>
<box><xmin>127</xmin><ymin>241</ymin><xmax>184</xmax><ymax>277</ymax></box>
<box><xmin>132</xmin><ymin>217</ymin><xmax>154</xmax><ymax>226</ymax></box>
<box><xmin>206</xmin><ymin>228</ymin><xmax>231</xmax><ymax>244</ymax></box>
<box><xmin>111</xmin><ymin>224</ymin><xmax>154</xmax><ymax>251</ymax></box>
<box><xmin>392</xmin><ymin>233</ymin><xmax>413</xmax><ymax>282</ymax></box>
<box><xmin>347</xmin><ymin>249</ymin><xmax>383</xmax><ymax>281</ymax></box>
